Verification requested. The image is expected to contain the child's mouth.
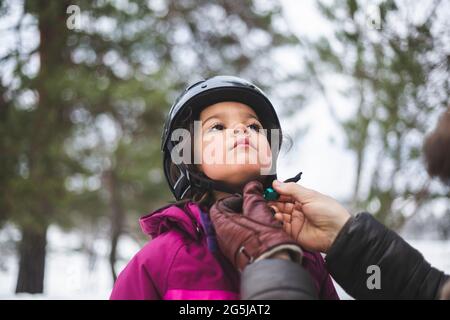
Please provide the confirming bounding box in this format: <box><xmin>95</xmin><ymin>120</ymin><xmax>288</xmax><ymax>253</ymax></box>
<box><xmin>232</xmin><ymin>137</ymin><xmax>253</xmax><ymax>149</ymax></box>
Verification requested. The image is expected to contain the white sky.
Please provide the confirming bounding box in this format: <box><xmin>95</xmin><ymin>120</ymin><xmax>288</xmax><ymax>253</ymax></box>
<box><xmin>277</xmin><ymin>0</ymin><xmax>449</xmax><ymax>207</ymax></box>
<box><xmin>277</xmin><ymin>0</ymin><xmax>356</xmax><ymax>201</ymax></box>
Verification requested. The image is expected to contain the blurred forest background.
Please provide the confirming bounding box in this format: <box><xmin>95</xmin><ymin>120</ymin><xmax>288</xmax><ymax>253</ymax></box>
<box><xmin>0</xmin><ymin>0</ymin><xmax>449</xmax><ymax>297</ymax></box>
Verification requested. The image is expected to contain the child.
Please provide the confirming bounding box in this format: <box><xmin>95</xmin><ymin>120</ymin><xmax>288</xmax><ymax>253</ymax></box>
<box><xmin>110</xmin><ymin>76</ymin><xmax>339</xmax><ymax>300</ymax></box>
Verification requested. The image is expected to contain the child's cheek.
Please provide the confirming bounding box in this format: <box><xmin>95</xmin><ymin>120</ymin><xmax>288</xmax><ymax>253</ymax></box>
<box><xmin>201</xmin><ymin>133</ymin><xmax>225</xmax><ymax>164</ymax></box>
<box><xmin>256</xmin><ymin>135</ymin><xmax>273</xmax><ymax>167</ymax></box>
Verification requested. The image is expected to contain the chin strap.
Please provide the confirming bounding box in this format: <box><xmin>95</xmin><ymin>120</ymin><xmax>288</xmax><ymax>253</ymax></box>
<box><xmin>186</xmin><ymin>168</ymin><xmax>302</xmax><ymax>201</ymax></box>
<box><xmin>284</xmin><ymin>171</ymin><xmax>303</xmax><ymax>183</ymax></box>
<box><xmin>187</xmin><ymin>170</ymin><xmax>243</xmax><ymax>195</ymax></box>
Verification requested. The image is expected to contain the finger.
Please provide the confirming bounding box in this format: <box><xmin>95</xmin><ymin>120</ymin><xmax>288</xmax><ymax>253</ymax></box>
<box><xmin>281</xmin><ymin>213</ymin><xmax>292</xmax><ymax>224</ymax></box>
<box><xmin>273</xmin><ymin>213</ymin><xmax>286</xmax><ymax>230</ymax></box>
<box><xmin>293</xmin><ymin>201</ymin><xmax>303</xmax><ymax>212</ymax></box>
<box><xmin>268</xmin><ymin>200</ymin><xmax>297</xmax><ymax>214</ymax></box>
<box><xmin>283</xmin><ymin>221</ymin><xmax>292</xmax><ymax>236</ymax></box>
<box><xmin>267</xmin><ymin>201</ymin><xmax>288</xmax><ymax>213</ymax></box>
<box><xmin>276</xmin><ymin>195</ymin><xmax>295</xmax><ymax>203</ymax></box>
<box><xmin>290</xmin><ymin>210</ymin><xmax>305</xmax><ymax>240</ymax></box>
<box><xmin>273</xmin><ymin>212</ymin><xmax>291</xmax><ymax>224</ymax></box>
<box><xmin>272</xmin><ymin>180</ymin><xmax>315</xmax><ymax>205</ymax></box>
<box><xmin>266</xmin><ymin>195</ymin><xmax>295</xmax><ymax>204</ymax></box>
<box><xmin>284</xmin><ymin>201</ymin><xmax>295</xmax><ymax>215</ymax></box>
<box><xmin>270</xmin><ymin>205</ymin><xmax>280</xmax><ymax>214</ymax></box>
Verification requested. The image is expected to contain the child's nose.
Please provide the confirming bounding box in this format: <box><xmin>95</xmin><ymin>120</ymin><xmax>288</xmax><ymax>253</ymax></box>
<box><xmin>233</xmin><ymin>124</ymin><xmax>249</xmax><ymax>136</ymax></box>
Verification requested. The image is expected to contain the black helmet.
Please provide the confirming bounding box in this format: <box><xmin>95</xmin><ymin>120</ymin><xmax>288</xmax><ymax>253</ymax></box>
<box><xmin>161</xmin><ymin>75</ymin><xmax>282</xmax><ymax>200</ymax></box>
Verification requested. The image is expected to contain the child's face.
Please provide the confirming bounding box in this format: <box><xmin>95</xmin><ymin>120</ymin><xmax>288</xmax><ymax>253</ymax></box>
<box><xmin>196</xmin><ymin>101</ymin><xmax>273</xmax><ymax>189</ymax></box>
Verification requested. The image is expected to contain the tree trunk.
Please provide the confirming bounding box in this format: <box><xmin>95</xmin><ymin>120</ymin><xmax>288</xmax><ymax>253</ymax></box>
<box><xmin>103</xmin><ymin>169</ymin><xmax>125</xmax><ymax>283</ymax></box>
<box><xmin>14</xmin><ymin>0</ymin><xmax>71</xmax><ymax>294</ymax></box>
<box><xmin>351</xmin><ymin>87</ymin><xmax>369</xmax><ymax>207</ymax></box>
<box><xmin>15</xmin><ymin>225</ymin><xmax>48</xmax><ymax>294</ymax></box>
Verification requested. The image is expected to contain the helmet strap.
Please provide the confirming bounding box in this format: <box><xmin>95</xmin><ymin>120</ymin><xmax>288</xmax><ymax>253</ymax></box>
<box><xmin>186</xmin><ymin>170</ymin><xmax>242</xmax><ymax>195</ymax></box>
<box><xmin>186</xmin><ymin>169</ymin><xmax>277</xmax><ymax>197</ymax></box>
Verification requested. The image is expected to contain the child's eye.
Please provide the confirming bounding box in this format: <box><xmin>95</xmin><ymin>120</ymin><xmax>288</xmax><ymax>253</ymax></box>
<box><xmin>209</xmin><ymin>123</ymin><xmax>225</xmax><ymax>132</ymax></box>
<box><xmin>248</xmin><ymin>122</ymin><xmax>262</xmax><ymax>131</ymax></box>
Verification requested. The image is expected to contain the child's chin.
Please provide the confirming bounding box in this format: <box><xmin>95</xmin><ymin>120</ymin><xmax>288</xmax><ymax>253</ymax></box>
<box><xmin>223</xmin><ymin>164</ymin><xmax>263</xmax><ymax>185</ymax></box>
<box><xmin>203</xmin><ymin>163</ymin><xmax>272</xmax><ymax>187</ymax></box>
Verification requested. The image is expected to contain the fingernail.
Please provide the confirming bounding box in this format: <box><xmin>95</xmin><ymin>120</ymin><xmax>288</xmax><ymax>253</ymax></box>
<box><xmin>273</xmin><ymin>180</ymin><xmax>281</xmax><ymax>186</ymax></box>
<box><xmin>269</xmin><ymin>207</ymin><xmax>276</xmax><ymax>216</ymax></box>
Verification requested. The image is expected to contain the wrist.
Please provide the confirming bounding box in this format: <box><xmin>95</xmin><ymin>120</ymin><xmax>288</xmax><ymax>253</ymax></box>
<box><xmin>326</xmin><ymin>213</ymin><xmax>351</xmax><ymax>253</ymax></box>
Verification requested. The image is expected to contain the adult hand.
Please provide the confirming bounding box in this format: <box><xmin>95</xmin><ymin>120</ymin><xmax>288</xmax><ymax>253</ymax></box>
<box><xmin>268</xmin><ymin>180</ymin><xmax>351</xmax><ymax>253</ymax></box>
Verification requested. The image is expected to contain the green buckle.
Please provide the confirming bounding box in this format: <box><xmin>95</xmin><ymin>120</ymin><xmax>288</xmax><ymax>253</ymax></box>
<box><xmin>263</xmin><ymin>187</ymin><xmax>279</xmax><ymax>201</ymax></box>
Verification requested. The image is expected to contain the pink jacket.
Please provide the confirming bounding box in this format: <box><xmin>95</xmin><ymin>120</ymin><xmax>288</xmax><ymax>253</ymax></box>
<box><xmin>110</xmin><ymin>202</ymin><xmax>339</xmax><ymax>300</ymax></box>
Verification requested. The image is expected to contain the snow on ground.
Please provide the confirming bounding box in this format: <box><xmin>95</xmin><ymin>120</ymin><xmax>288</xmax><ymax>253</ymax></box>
<box><xmin>0</xmin><ymin>226</ymin><xmax>449</xmax><ymax>300</ymax></box>
<box><xmin>0</xmin><ymin>225</ymin><xmax>141</xmax><ymax>300</ymax></box>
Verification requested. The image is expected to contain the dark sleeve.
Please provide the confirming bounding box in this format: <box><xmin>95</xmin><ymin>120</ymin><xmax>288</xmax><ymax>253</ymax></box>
<box><xmin>325</xmin><ymin>212</ymin><xmax>449</xmax><ymax>299</ymax></box>
<box><xmin>240</xmin><ymin>258</ymin><xmax>318</xmax><ymax>300</ymax></box>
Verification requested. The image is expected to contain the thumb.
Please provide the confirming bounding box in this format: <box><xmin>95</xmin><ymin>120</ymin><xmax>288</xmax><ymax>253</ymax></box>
<box><xmin>272</xmin><ymin>180</ymin><xmax>315</xmax><ymax>204</ymax></box>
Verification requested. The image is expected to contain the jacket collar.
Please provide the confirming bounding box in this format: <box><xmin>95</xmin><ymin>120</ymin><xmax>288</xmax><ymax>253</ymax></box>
<box><xmin>139</xmin><ymin>202</ymin><xmax>204</xmax><ymax>240</ymax></box>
